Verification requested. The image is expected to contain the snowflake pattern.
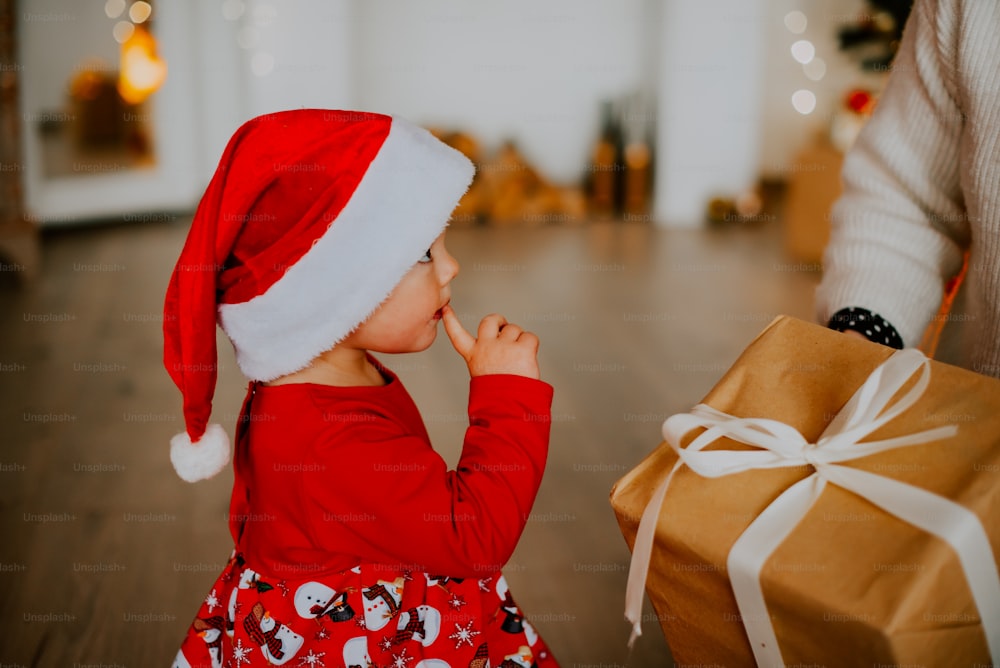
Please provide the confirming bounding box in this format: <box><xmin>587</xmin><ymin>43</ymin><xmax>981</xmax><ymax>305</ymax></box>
<box><xmin>190</xmin><ymin>562</ymin><xmax>553</xmax><ymax>666</ymax></box>
<box><xmin>391</xmin><ymin>647</ymin><xmax>414</xmax><ymax>668</ymax></box>
<box><xmin>297</xmin><ymin>649</ymin><xmax>326</xmax><ymax>667</ymax></box>
<box><xmin>231</xmin><ymin>638</ymin><xmax>252</xmax><ymax>666</ymax></box>
<box><xmin>448</xmin><ymin>620</ymin><xmax>481</xmax><ymax>649</ymax></box>
<box><xmin>204</xmin><ymin>588</ymin><xmax>220</xmax><ymax>613</ymax></box>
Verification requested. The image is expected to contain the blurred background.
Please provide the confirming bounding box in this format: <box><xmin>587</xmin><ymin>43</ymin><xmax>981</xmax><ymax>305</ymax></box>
<box><xmin>1</xmin><ymin>0</ymin><xmax>909</xmax><ymax>665</ymax></box>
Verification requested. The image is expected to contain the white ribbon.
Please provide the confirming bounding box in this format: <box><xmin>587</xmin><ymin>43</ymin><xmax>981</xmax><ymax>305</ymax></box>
<box><xmin>623</xmin><ymin>348</ymin><xmax>1000</xmax><ymax>665</ymax></box>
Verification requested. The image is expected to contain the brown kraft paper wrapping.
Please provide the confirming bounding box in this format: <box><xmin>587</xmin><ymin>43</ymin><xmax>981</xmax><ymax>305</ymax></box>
<box><xmin>610</xmin><ymin>315</ymin><xmax>1000</xmax><ymax>667</ymax></box>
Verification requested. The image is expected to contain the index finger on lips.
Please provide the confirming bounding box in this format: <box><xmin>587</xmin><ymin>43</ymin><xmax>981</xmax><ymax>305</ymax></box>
<box><xmin>441</xmin><ymin>305</ymin><xmax>476</xmax><ymax>359</ymax></box>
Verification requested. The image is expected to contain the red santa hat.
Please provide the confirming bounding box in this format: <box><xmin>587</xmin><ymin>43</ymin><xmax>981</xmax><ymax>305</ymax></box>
<box><xmin>163</xmin><ymin>110</ymin><xmax>474</xmax><ymax>482</ymax></box>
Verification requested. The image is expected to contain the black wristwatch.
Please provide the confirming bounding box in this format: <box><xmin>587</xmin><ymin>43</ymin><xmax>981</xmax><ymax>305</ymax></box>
<box><xmin>827</xmin><ymin>307</ymin><xmax>904</xmax><ymax>349</ymax></box>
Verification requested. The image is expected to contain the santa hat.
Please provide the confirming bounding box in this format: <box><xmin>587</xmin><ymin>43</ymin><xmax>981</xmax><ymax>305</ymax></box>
<box><xmin>163</xmin><ymin>110</ymin><xmax>474</xmax><ymax>482</ymax></box>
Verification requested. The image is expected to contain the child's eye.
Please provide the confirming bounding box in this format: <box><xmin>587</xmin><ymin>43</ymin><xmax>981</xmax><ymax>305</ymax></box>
<box><xmin>418</xmin><ymin>248</ymin><xmax>433</xmax><ymax>263</ymax></box>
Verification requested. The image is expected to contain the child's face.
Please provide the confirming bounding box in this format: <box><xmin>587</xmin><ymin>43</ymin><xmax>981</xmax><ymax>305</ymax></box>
<box><xmin>347</xmin><ymin>232</ymin><xmax>459</xmax><ymax>354</ymax></box>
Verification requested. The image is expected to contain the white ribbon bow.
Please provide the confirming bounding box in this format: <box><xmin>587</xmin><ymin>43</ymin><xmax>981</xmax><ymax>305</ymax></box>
<box><xmin>623</xmin><ymin>348</ymin><xmax>1000</xmax><ymax>666</ymax></box>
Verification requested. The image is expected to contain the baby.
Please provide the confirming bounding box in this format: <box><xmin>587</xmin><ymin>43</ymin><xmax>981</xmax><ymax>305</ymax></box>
<box><xmin>165</xmin><ymin>110</ymin><xmax>558</xmax><ymax>667</ymax></box>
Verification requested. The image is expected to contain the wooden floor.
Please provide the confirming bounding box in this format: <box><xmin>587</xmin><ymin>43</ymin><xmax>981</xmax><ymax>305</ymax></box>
<box><xmin>0</xmin><ymin>215</ymin><xmax>822</xmax><ymax>666</ymax></box>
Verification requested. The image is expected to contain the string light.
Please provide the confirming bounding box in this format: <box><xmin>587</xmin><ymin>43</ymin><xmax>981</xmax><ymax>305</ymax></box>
<box><xmin>113</xmin><ymin>20</ymin><xmax>135</xmax><ymax>44</ymax></box>
<box><xmin>791</xmin><ymin>90</ymin><xmax>817</xmax><ymax>115</ymax></box>
<box><xmin>118</xmin><ymin>24</ymin><xmax>167</xmax><ymax>103</ymax></box>
<box><xmin>790</xmin><ymin>40</ymin><xmax>815</xmax><ymax>65</ymax></box>
<box><xmin>804</xmin><ymin>57</ymin><xmax>827</xmax><ymax>81</ymax></box>
<box><xmin>106</xmin><ymin>1</ymin><xmax>166</xmax><ymax>103</ymax></box>
<box><xmin>105</xmin><ymin>0</ymin><xmax>126</xmax><ymax>19</ymax></box>
<box><xmin>783</xmin><ymin>11</ymin><xmax>807</xmax><ymax>34</ymax></box>
<box><xmin>785</xmin><ymin>11</ymin><xmax>819</xmax><ymax>113</ymax></box>
<box><xmin>129</xmin><ymin>1</ymin><xmax>152</xmax><ymax>24</ymax></box>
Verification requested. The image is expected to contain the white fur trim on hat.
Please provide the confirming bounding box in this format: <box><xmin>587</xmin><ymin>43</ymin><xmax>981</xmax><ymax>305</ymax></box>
<box><xmin>170</xmin><ymin>423</ymin><xmax>231</xmax><ymax>483</ymax></box>
<box><xmin>218</xmin><ymin>117</ymin><xmax>475</xmax><ymax>381</ymax></box>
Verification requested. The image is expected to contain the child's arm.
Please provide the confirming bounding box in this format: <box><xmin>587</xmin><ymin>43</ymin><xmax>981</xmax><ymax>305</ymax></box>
<box><xmin>300</xmin><ymin>310</ymin><xmax>552</xmax><ymax>578</ymax></box>
<box><xmin>301</xmin><ymin>376</ymin><xmax>551</xmax><ymax>578</ymax></box>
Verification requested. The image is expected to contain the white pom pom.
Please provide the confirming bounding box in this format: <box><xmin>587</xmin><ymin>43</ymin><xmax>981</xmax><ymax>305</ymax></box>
<box><xmin>170</xmin><ymin>423</ymin><xmax>231</xmax><ymax>483</ymax></box>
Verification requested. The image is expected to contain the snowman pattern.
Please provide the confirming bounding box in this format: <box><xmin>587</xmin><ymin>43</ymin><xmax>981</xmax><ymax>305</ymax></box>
<box><xmin>361</xmin><ymin>578</ymin><xmax>405</xmax><ymax>630</ymax></box>
<box><xmin>500</xmin><ymin>646</ymin><xmax>536</xmax><ymax>668</ymax></box>
<box><xmin>342</xmin><ymin>636</ymin><xmax>371</xmax><ymax>668</ymax></box>
<box><xmin>294</xmin><ymin>581</ymin><xmax>355</xmax><ymax>623</ymax></box>
<box><xmin>227</xmin><ymin>567</ymin><xmax>266</xmax><ymax>638</ymax></box>
<box><xmin>177</xmin><ymin>558</ymin><xmax>554</xmax><ymax>666</ymax></box>
<box><xmin>192</xmin><ymin>615</ymin><xmax>226</xmax><ymax>668</ymax></box>
<box><xmin>495</xmin><ymin>576</ymin><xmax>538</xmax><ymax>647</ymax></box>
<box><xmin>394</xmin><ymin>604</ymin><xmax>442</xmax><ymax>646</ymax></box>
<box><xmin>242</xmin><ymin>601</ymin><xmax>304</xmax><ymax>665</ymax></box>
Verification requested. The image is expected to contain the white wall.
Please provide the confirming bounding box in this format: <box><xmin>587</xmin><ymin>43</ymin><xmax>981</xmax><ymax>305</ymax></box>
<box><xmin>189</xmin><ymin>0</ymin><xmax>250</xmax><ymax>185</ymax></box>
<box><xmin>354</xmin><ymin>0</ymin><xmax>647</xmax><ymax>184</ymax></box>
<box><xmin>654</xmin><ymin>0</ymin><xmax>767</xmax><ymax>226</ymax></box>
<box><xmin>239</xmin><ymin>0</ymin><xmax>356</xmax><ymax>119</ymax></box>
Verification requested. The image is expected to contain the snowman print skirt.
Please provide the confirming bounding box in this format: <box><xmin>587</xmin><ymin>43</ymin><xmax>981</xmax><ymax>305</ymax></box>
<box><xmin>172</xmin><ymin>552</ymin><xmax>559</xmax><ymax>668</ymax></box>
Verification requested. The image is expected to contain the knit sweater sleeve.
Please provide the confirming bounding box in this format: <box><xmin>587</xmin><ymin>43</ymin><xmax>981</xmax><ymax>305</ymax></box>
<box><xmin>815</xmin><ymin>0</ymin><xmax>970</xmax><ymax>347</ymax></box>
<box><xmin>302</xmin><ymin>374</ymin><xmax>553</xmax><ymax>579</ymax></box>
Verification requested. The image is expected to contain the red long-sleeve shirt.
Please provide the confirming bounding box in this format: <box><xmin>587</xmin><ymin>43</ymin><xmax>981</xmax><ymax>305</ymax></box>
<box><xmin>228</xmin><ymin>360</ymin><xmax>554</xmax><ymax>580</ymax></box>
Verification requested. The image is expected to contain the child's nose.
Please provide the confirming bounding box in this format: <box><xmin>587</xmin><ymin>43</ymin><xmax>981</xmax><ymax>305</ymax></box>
<box><xmin>439</xmin><ymin>251</ymin><xmax>459</xmax><ymax>284</ymax></box>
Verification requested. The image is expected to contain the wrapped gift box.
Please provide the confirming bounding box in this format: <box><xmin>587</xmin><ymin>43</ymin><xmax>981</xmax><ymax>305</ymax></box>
<box><xmin>610</xmin><ymin>316</ymin><xmax>1000</xmax><ymax>666</ymax></box>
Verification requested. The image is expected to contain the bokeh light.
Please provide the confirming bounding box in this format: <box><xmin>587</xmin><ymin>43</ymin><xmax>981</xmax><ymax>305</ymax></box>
<box><xmin>803</xmin><ymin>57</ymin><xmax>827</xmax><ymax>81</ymax></box>
<box><xmin>784</xmin><ymin>11</ymin><xmax>807</xmax><ymax>34</ymax></box>
<box><xmin>104</xmin><ymin>0</ymin><xmax>126</xmax><ymax>19</ymax></box>
<box><xmin>790</xmin><ymin>40</ymin><xmax>815</xmax><ymax>65</ymax></box>
<box><xmin>129</xmin><ymin>1</ymin><xmax>152</xmax><ymax>24</ymax></box>
<box><xmin>113</xmin><ymin>20</ymin><xmax>135</xmax><ymax>44</ymax></box>
<box><xmin>791</xmin><ymin>89</ymin><xmax>817</xmax><ymax>115</ymax></box>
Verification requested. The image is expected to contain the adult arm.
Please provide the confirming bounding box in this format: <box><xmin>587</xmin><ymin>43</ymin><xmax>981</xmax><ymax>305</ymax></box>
<box><xmin>816</xmin><ymin>0</ymin><xmax>970</xmax><ymax>347</ymax></box>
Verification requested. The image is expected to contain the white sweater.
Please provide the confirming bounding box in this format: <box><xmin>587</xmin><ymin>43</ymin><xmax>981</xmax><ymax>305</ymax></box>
<box><xmin>816</xmin><ymin>0</ymin><xmax>1000</xmax><ymax>377</ymax></box>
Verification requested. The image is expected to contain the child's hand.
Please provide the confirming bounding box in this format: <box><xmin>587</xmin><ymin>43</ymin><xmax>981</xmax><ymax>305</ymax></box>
<box><xmin>441</xmin><ymin>305</ymin><xmax>541</xmax><ymax>379</ymax></box>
